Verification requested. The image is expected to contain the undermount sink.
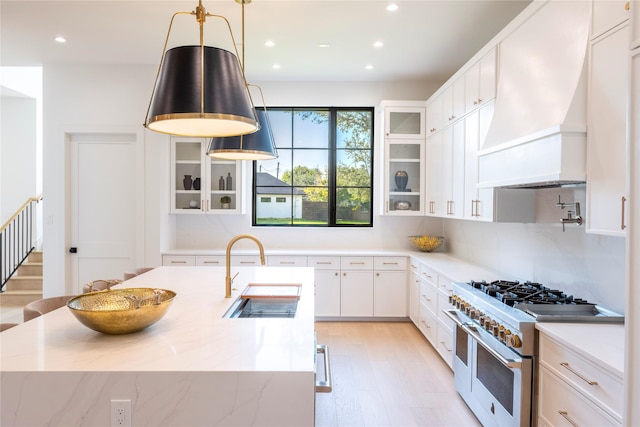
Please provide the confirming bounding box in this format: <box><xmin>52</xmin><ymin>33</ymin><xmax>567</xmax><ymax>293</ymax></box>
<box><xmin>223</xmin><ymin>297</ymin><xmax>298</xmax><ymax>318</ymax></box>
<box><xmin>223</xmin><ymin>283</ymin><xmax>301</xmax><ymax>318</ymax></box>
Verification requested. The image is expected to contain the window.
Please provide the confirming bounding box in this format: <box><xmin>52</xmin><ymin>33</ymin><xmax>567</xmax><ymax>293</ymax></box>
<box><xmin>253</xmin><ymin>107</ymin><xmax>374</xmax><ymax>226</ymax></box>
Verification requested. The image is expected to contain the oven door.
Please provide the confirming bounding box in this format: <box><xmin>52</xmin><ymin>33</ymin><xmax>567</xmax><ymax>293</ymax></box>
<box><xmin>446</xmin><ymin>309</ymin><xmax>533</xmax><ymax>427</ymax></box>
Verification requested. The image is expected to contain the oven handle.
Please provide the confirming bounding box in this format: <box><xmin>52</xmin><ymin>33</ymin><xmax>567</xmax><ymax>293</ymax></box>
<box><xmin>443</xmin><ymin>309</ymin><xmax>522</xmax><ymax>370</ymax></box>
<box><xmin>316</xmin><ymin>344</ymin><xmax>332</xmax><ymax>393</ymax></box>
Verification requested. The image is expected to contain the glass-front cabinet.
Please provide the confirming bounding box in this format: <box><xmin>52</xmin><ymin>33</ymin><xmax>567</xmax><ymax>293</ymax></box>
<box><xmin>383</xmin><ymin>140</ymin><xmax>425</xmax><ymax>215</ymax></box>
<box><xmin>383</xmin><ymin>105</ymin><xmax>426</xmax><ymax>139</ymax></box>
<box><xmin>170</xmin><ymin>137</ymin><xmax>243</xmax><ymax>214</ymax></box>
<box><xmin>379</xmin><ymin>101</ymin><xmax>426</xmax><ymax>216</ymax></box>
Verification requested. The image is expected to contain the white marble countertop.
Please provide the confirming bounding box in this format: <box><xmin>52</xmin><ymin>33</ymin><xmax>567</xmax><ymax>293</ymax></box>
<box><xmin>0</xmin><ymin>266</ymin><xmax>316</xmax><ymax>373</ymax></box>
<box><xmin>408</xmin><ymin>252</ymin><xmax>506</xmax><ymax>282</ymax></box>
<box><xmin>535</xmin><ymin>322</ymin><xmax>625</xmax><ymax>377</ymax></box>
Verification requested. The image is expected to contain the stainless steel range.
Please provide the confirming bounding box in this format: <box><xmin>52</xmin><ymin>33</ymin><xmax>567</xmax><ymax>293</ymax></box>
<box><xmin>444</xmin><ymin>279</ymin><xmax>624</xmax><ymax>427</ymax></box>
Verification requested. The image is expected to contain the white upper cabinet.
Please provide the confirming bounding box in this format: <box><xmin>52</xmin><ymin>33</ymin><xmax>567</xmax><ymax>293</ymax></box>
<box><xmin>463</xmin><ymin>102</ymin><xmax>496</xmax><ymax>221</ymax></box>
<box><xmin>380</xmin><ymin>101</ymin><xmax>426</xmax><ymax>216</ymax></box>
<box><xmin>383</xmin><ymin>105</ymin><xmax>426</xmax><ymax>139</ymax></box>
<box><xmin>426</xmin><ymin>94</ymin><xmax>444</xmax><ymax>136</ymax></box>
<box><xmin>425</xmin><ymin>133</ymin><xmax>444</xmax><ymax>217</ymax></box>
<box><xmin>442</xmin><ymin>77</ymin><xmax>466</xmax><ymax>126</ymax></box>
<box><xmin>592</xmin><ymin>0</ymin><xmax>630</xmax><ymax>40</ymax></box>
<box><xmin>586</xmin><ymin>23</ymin><xmax>629</xmax><ymax>236</ymax></box>
<box><xmin>464</xmin><ymin>48</ymin><xmax>497</xmax><ymax>113</ymax></box>
<box><xmin>170</xmin><ymin>138</ymin><xmax>244</xmax><ymax>214</ymax></box>
<box><xmin>441</xmin><ymin>120</ymin><xmax>465</xmax><ymax>218</ymax></box>
<box><xmin>383</xmin><ymin>140</ymin><xmax>425</xmax><ymax>215</ymax></box>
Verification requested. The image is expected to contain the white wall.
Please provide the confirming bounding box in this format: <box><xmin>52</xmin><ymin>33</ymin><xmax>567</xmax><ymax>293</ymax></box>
<box><xmin>42</xmin><ymin>64</ymin><xmax>165</xmax><ymax>296</ymax></box>
<box><xmin>1</xmin><ymin>96</ymin><xmax>37</xmax><ymax>223</ymax></box>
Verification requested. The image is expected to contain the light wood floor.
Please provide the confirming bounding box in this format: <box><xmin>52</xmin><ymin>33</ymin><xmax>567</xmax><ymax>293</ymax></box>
<box><xmin>314</xmin><ymin>322</ymin><xmax>481</xmax><ymax>427</ymax></box>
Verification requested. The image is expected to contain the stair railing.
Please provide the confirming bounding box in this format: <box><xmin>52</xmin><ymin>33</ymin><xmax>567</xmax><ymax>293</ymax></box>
<box><xmin>1</xmin><ymin>195</ymin><xmax>43</xmax><ymax>291</ymax></box>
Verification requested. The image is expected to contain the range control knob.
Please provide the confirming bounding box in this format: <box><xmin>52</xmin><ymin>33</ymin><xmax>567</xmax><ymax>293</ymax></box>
<box><xmin>482</xmin><ymin>316</ymin><xmax>493</xmax><ymax>330</ymax></box>
<box><xmin>492</xmin><ymin>324</ymin><xmax>501</xmax><ymax>337</ymax></box>
<box><xmin>507</xmin><ymin>334</ymin><xmax>522</xmax><ymax>348</ymax></box>
<box><xmin>498</xmin><ymin>326</ymin><xmax>507</xmax><ymax>341</ymax></box>
<box><xmin>469</xmin><ymin>308</ymin><xmax>476</xmax><ymax>318</ymax></box>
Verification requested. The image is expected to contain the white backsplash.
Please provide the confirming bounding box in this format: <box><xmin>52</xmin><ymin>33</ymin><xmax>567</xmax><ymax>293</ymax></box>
<box><xmin>445</xmin><ymin>187</ymin><xmax>626</xmax><ymax>314</ymax></box>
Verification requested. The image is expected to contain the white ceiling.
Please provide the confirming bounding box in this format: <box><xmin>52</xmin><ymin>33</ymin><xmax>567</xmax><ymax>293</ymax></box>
<box><xmin>0</xmin><ymin>0</ymin><xmax>531</xmax><ymax>82</ymax></box>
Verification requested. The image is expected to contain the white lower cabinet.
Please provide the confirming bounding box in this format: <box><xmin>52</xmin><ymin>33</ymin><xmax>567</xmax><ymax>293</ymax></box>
<box><xmin>309</xmin><ymin>257</ymin><xmax>341</xmax><ymax>317</ymax></box>
<box><xmin>538</xmin><ymin>331</ymin><xmax>622</xmax><ymax>426</ymax></box>
<box><xmin>373</xmin><ymin>256</ymin><xmax>407</xmax><ymax>317</ymax></box>
<box><xmin>410</xmin><ymin>257</ymin><xmax>456</xmax><ymax>368</ymax></box>
<box><xmin>340</xmin><ymin>256</ymin><xmax>374</xmax><ymax>316</ymax></box>
<box><xmin>408</xmin><ymin>261</ymin><xmax>420</xmax><ymax>324</ymax></box>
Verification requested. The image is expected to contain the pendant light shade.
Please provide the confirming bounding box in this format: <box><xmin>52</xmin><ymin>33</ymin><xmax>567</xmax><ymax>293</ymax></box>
<box><xmin>146</xmin><ymin>45</ymin><xmax>258</xmax><ymax>137</ymax></box>
<box><xmin>207</xmin><ymin>107</ymin><xmax>278</xmax><ymax>160</ymax></box>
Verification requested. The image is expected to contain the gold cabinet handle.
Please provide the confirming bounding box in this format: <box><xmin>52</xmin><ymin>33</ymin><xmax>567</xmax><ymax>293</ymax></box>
<box><xmin>560</xmin><ymin>362</ymin><xmax>598</xmax><ymax>385</ymax></box>
<box><xmin>622</xmin><ymin>196</ymin><xmax>627</xmax><ymax>230</ymax></box>
<box><xmin>558</xmin><ymin>411</ymin><xmax>579</xmax><ymax>427</ymax></box>
<box><xmin>625</xmin><ymin>1</ymin><xmax>630</xmax><ymax>11</ymax></box>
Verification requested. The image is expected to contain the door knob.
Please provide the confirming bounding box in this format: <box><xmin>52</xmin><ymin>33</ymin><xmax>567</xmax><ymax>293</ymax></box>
<box><xmin>69</xmin><ymin>247</ymin><xmax>78</xmax><ymax>253</ymax></box>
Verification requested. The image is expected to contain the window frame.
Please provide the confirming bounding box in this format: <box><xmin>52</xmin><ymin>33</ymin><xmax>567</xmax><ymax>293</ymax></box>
<box><xmin>252</xmin><ymin>106</ymin><xmax>374</xmax><ymax>227</ymax></box>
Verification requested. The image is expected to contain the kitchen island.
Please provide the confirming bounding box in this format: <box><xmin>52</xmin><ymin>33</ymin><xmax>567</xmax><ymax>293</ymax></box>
<box><xmin>0</xmin><ymin>266</ymin><xmax>316</xmax><ymax>426</ymax></box>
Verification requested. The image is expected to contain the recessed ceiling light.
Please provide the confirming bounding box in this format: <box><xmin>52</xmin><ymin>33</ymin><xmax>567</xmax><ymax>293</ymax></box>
<box><xmin>54</xmin><ymin>36</ymin><xmax>67</xmax><ymax>43</ymax></box>
<box><xmin>318</xmin><ymin>43</ymin><xmax>330</xmax><ymax>48</ymax></box>
<box><xmin>265</xmin><ymin>40</ymin><xmax>275</xmax><ymax>47</ymax></box>
<box><xmin>272</xmin><ymin>64</ymin><xmax>281</xmax><ymax>70</ymax></box>
<box><xmin>365</xmin><ymin>65</ymin><xmax>374</xmax><ymax>70</ymax></box>
<box><xmin>373</xmin><ymin>41</ymin><xmax>384</xmax><ymax>48</ymax></box>
<box><xmin>386</xmin><ymin>4</ymin><xmax>399</xmax><ymax>12</ymax></box>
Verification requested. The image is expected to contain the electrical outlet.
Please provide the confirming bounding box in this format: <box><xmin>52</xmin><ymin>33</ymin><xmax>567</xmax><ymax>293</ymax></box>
<box><xmin>110</xmin><ymin>399</ymin><xmax>131</xmax><ymax>427</ymax></box>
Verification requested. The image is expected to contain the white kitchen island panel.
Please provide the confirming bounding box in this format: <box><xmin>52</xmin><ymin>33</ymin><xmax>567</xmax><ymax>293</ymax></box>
<box><xmin>0</xmin><ymin>266</ymin><xmax>316</xmax><ymax>426</ymax></box>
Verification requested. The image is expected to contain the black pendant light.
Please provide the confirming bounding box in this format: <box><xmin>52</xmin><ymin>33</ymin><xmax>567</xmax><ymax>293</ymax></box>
<box><xmin>205</xmin><ymin>0</ymin><xmax>278</xmax><ymax>160</ymax></box>
<box><xmin>207</xmin><ymin>107</ymin><xmax>278</xmax><ymax>160</ymax></box>
<box><xmin>144</xmin><ymin>1</ymin><xmax>258</xmax><ymax>137</ymax></box>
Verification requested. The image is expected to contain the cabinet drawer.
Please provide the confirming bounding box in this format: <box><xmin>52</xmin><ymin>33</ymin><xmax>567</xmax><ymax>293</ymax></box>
<box><xmin>437</xmin><ymin>290</ymin><xmax>454</xmax><ymax>328</ymax></box>
<box><xmin>195</xmin><ymin>256</ymin><xmax>225</xmax><ymax>266</ymax></box>
<box><xmin>231</xmin><ymin>255</ymin><xmax>263</xmax><ymax>266</ymax></box>
<box><xmin>419</xmin><ymin>281</ymin><xmax>438</xmax><ymax>315</ymax></box>
<box><xmin>437</xmin><ymin>321</ymin><xmax>454</xmax><ymax>368</ymax></box>
<box><xmin>539</xmin><ymin>334</ymin><xmax>623</xmax><ymax>418</ymax></box>
<box><xmin>419</xmin><ymin>302</ymin><xmax>437</xmax><ymax>343</ymax></box>
<box><xmin>437</xmin><ymin>275</ymin><xmax>454</xmax><ymax>293</ymax></box>
<box><xmin>419</xmin><ymin>264</ymin><xmax>438</xmax><ymax>286</ymax></box>
<box><xmin>538</xmin><ymin>365</ymin><xmax>620</xmax><ymax>426</ymax></box>
<box><xmin>408</xmin><ymin>259</ymin><xmax>420</xmax><ymax>274</ymax></box>
<box><xmin>267</xmin><ymin>256</ymin><xmax>307</xmax><ymax>267</ymax></box>
<box><xmin>374</xmin><ymin>256</ymin><xmax>407</xmax><ymax>270</ymax></box>
<box><xmin>162</xmin><ymin>255</ymin><xmax>195</xmax><ymax>266</ymax></box>
<box><xmin>340</xmin><ymin>256</ymin><xmax>374</xmax><ymax>270</ymax></box>
<box><xmin>308</xmin><ymin>256</ymin><xmax>341</xmax><ymax>269</ymax></box>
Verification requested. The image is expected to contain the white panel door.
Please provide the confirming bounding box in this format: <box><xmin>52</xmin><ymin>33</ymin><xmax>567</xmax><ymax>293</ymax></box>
<box><xmin>69</xmin><ymin>133</ymin><xmax>139</xmax><ymax>294</ymax></box>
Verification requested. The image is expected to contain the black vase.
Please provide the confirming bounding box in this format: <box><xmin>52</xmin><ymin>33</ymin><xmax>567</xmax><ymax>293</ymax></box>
<box><xmin>193</xmin><ymin>177</ymin><xmax>201</xmax><ymax>190</ymax></box>
<box><xmin>394</xmin><ymin>171</ymin><xmax>408</xmax><ymax>190</ymax></box>
<box><xmin>183</xmin><ymin>175</ymin><xmax>193</xmax><ymax>190</ymax></box>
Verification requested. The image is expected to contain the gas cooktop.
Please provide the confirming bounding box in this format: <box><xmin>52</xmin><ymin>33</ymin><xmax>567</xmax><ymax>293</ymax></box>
<box><xmin>465</xmin><ymin>280</ymin><xmax>624</xmax><ymax>323</ymax></box>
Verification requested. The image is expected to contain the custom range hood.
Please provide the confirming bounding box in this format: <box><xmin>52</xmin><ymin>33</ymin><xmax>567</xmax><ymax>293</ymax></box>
<box><xmin>477</xmin><ymin>0</ymin><xmax>590</xmax><ymax>189</ymax></box>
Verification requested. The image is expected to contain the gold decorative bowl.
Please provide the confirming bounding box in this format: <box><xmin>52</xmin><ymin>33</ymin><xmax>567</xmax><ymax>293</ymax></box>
<box><xmin>409</xmin><ymin>235</ymin><xmax>444</xmax><ymax>252</ymax></box>
<box><xmin>66</xmin><ymin>288</ymin><xmax>176</xmax><ymax>335</ymax></box>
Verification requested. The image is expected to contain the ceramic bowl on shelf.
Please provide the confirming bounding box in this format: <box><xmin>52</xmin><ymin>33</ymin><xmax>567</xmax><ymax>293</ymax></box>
<box><xmin>409</xmin><ymin>235</ymin><xmax>444</xmax><ymax>252</ymax></box>
<box><xmin>66</xmin><ymin>288</ymin><xmax>176</xmax><ymax>335</ymax></box>
<box><xmin>394</xmin><ymin>200</ymin><xmax>412</xmax><ymax>210</ymax></box>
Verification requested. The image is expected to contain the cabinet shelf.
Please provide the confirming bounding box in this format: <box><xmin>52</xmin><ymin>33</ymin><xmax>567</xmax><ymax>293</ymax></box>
<box><xmin>171</xmin><ymin>138</ymin><xmax>244</xmax><ymax>214</ymax></box>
